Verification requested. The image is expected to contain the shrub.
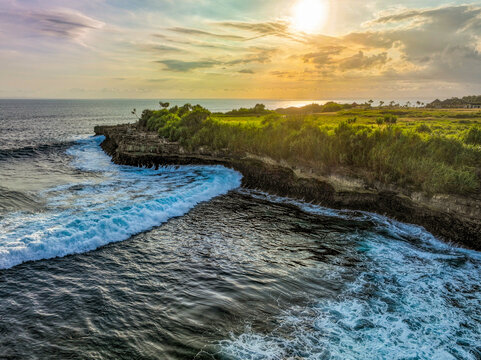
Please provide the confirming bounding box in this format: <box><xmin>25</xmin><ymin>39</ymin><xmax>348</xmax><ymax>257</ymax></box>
<box><xmin>178</xmin><ymin>104</ymin><xmax>193</xmax><ymax>117</ymax></box>
<box><xmin>384</xmin><ymin>115</ymin><xmax>398</xmax><ymax>125</ymax></box>
<box><xmin>416</xmin><ymin>124</ymin><xmax>432</xmax><ymax>133</ymax></box>
<box><xmin>138</xmin><ymin>110</ymin><xmax>154</xmax><ymax>128</ymax></box>
<box><xmin>465</xmin><ymin>126</ymin><xmax>481</xmax><ymax>145</ymax></box>
<box><xmin>180</xmin><ymin>109</ymin><xmax>210</xmax><ymax>128</ymax></box>
<box><xmin>322</xmin><ymin>102</ymin><xmax>343</xmax><ymax>112</ymax></box>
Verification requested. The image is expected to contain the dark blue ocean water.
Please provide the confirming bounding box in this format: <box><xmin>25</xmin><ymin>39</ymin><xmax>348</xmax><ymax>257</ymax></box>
<box><xmin>0</xmin><ymin>100</ymin><xmax>480</xmax><ymax>359</ymax></box>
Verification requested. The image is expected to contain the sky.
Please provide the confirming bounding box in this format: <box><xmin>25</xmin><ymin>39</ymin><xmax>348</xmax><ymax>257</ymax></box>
<box><xmin>0</xmin><ymin>0</ymin><xmax>480</xmax><ymax>100</ymax></box>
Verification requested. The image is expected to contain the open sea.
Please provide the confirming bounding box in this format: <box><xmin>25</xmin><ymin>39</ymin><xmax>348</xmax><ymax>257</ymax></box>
<box><xmin>0</xmin><ymin>99</ymin><xmax>480</xmax><ymax>359</ymax></box>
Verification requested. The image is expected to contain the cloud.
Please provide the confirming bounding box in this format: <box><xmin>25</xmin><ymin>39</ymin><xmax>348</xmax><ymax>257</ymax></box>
<box><xmin>238</xmin><ymin>69</ymin><xmax>254</xmax><ymax>74</ymax></box>
<box><xmin>156</xmin><ymin>59</ymin><xmax>220</xmax><ymax>71</ymax></box>
<box><xmin>300</xmin><ymin>5</ymin><xmax>481</xmax><ymax>82</ymax></box>
<box><xmin>0</xmin><ymin>8</ymin><xmax>104</xmax><ymax>41</ymax></box>
<box><xmin>139</xmin><ymin>43</ymin><xmax>185</xmax><ymax>53</ymax></box>
<box><xmin>152</xmin><ymin>34</ymin><xmax>246</xmax><ymax>51</ymax></box>
<box><xmin>302</xmin><ymin>46</ymin><xmax>345</xmax><ymax>67</ymax></box>
<box><xmin>146</xmin><ymin>78</ymin><xmax>171</xmax><ymax>83</ymax></box>
<box><xmin>270</xmin><ymin>70</ymin><xmax>296</xmax><ymax>78</ymax></box>
<box><xmin>152</xmin><ymin>33</ymin><xmax>168</xmax><ymax>39</ymax></box>
<box><xmin>225</xmin><ymin>48</ymin><xmax>277</xmax><ymax>65</ymax></box>
<box><xmin>167</xmin><ymin>27</ymin><xmax>245</xmax><ymax>40</ymax></box>
<box><xmin>369</xmin><ymin>5</ymin><xmax>480</xmax><ymax>27</ymax></box>
<box><xmin>150</xmin><ymin>45</ymin><xmax>183</xmax><ymax>52</ymax></box>
<box><xmin>217</xmin><ymin>20</ymin><xmax>301</xmax><ymax>41</ymax></box>
<box><xmin>342</xmin><ymin>32</ymin><xmax>395</xmax><ymax>49</ymax></box>
<box><xmin>373</xmin><ymin>5</ymin><xmax>481</xmax><ymax>81</ymax></box>
<box><xmin>372</xmin><ymin>9</ymin><xmax>429</xmax><ymax>25</ymax></box>
<box><xmin>339</xmin><ymin>51</ymin><xmax>389</xmax><ymax>71</ymax></box>
<box><xmin>156</xmin><ymin>46</ymin><xmax>277</xmax><ymax>72</ymax></box>
<box><xmin>33</xmin><ymin>11</ymin><xmax>103</xmax><ymax>38</ymax></box>
<box><xmin>157</xmin><ymin>52</ymin><xmax>272</xmax><ymax>71</ymax></box>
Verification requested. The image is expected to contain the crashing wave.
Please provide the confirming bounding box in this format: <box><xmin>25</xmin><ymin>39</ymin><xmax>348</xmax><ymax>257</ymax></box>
<box><xmin>0</xmin><ymin>136</ymin><xmax>242</xmax><ymax>269</ymax></box>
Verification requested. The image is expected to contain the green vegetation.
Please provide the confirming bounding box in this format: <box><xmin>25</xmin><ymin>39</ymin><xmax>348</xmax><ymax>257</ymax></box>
<box><xmin>426</xmin><ymin>95</ymin><xmax>481</xmax><ymax>108</ymax></box>
<box><xmin>276</xmin><ymin>101</ymin><xmax>355</xmax><ymax>115</ymax></box>
<box><xmin>465</xmin><ymin>126</ymin><xmax>481</xmax><ymax>146</ymax></box>
<box><xmin>135</xmin><ymin>102</ymin><xmax>481</xmax><ymax>195</ymax></box>
<box><xmin>416</xmin><ymin>124</ymin><xmax>432</xmax><ymax>133</ymax></box>
<box><xmin>223</xmin><ymin>103</ymin><xmax>272</xmax><ymax>116</ymax></box>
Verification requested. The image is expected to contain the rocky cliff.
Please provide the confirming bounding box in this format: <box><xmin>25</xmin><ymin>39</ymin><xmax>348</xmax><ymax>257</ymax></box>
<box><xmin>95</xmin><ymin>123</ymin><xmax>481</xmax><ymax>250</ymax></box>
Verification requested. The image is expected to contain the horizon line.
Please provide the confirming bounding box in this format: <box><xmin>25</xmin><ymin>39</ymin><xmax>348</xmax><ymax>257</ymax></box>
<box><xmin>0</xmin><ymin>97</ymin><xmax>440</xmax><ymax>102</ymax></box>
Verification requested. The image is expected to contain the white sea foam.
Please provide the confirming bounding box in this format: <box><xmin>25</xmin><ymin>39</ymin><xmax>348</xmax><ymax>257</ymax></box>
<box><xmin>0</xmin><ymin>136</ymin><xmax>242</xmax><ymax>269</ymax></box>
<box><xmin>222</xmin><ymin>189</ymin><xmax>481</xmax><ymax>360</ymax></box>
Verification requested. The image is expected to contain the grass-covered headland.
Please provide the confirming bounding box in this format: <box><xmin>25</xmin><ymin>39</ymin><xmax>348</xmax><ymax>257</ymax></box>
<box><xmin>135</xmin><ymin>102</ymin><xmax>481</xmax><ymax>196</ymax></box>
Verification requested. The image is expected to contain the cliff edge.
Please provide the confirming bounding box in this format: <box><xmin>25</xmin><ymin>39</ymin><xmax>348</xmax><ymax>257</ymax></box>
<box><xmin>95</xmin><ymin>123</ymin><xmax>481</xmax><ymax>250</ymax></box>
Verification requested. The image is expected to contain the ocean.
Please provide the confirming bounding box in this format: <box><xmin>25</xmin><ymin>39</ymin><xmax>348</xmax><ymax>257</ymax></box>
<box><xmin>0</xmin><ymin>99</ymin><xmax>480</xmax><ymax>359</ymax></box>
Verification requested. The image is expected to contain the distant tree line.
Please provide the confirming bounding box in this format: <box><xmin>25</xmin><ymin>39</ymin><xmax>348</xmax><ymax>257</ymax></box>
<box><xmin>276</xmin><ymin>102</ymin><xmax>357</xmax><ymax>115</ymax></box>
<box><xmin>224</xmin><ymin>104</ymin><xmax>271</xmax><ymax>116</ymax></box>
<box><xmin>426</xmin><ymin>96</ymin><xmax>481</xmax><ymax>108</ymax></box>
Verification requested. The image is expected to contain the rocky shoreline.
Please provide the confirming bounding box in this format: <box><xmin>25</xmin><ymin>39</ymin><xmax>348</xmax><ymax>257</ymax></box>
<box><xmin>94</xmin><ymin>123</ymin><xmax>481</xmax><ymax>250</ymax></box>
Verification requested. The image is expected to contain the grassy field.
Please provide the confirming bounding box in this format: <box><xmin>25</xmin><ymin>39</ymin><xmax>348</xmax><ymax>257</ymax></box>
<box><xmin>213</xmin><ymin>108</ymin><xmax>481</xmax><ymax>137</ymax></box>
<box><xmin>137</xmin><ymin>104</ymin><xmax>481</xmax><ymax>196</ymax></box>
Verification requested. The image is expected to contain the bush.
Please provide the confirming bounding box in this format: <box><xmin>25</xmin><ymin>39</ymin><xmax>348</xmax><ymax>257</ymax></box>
<box><xmin>322</xmin><ymin>102</ymin><xmax>343</xmax><ymax>112</ymax></box>
<box><xmin>384</xmin><ymin>115</ymin><xmax>398</xmax><ymax>125</ymax></box>
<box><xmin>416</xmin><ymin>124</ymin><xmax>432</xmax><ymax>133</ymax></box>
<box><xmin>138</xmin><ymin>110</ymin><xmax>154</xmax><ymax>128</ymax></box>
<box><xmin>465</xmin><ymin>126</ymin><xmax>481</xmax><ymax>145</ymax></box>
<box><xmin>180</xmin><ymin>109</ymin><xmax>210</xmax><ymax>128</ymax></box>
<box><xmin>146</xmin><ymin>109</ymin><xmax>169</xmax><ymax>130</ymax></box>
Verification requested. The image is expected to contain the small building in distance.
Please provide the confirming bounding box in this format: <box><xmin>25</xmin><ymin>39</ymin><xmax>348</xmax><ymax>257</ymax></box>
<box><xmin>465</xmin><ymin>102</ymin><xmax>481</xmax><ymax>109</ymax></box>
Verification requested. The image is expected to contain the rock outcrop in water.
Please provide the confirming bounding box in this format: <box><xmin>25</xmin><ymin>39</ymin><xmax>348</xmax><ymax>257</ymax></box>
<box><xmin>95</xmin><ymin>123</ymin><xmax>481</xmax><ymax>250</ymax></box>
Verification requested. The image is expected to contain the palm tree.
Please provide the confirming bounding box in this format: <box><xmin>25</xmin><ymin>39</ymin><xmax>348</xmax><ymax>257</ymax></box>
<box><xmin>131</xmin><ymin>108</ymin><xmax>140</xmax><ymax>119</ymax></box>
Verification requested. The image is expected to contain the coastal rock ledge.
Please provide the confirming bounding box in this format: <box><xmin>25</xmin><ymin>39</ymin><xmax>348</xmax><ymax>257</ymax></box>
<box><xmin>95</xmin><ymin>124</ymin><xmax>481</xmax><ymax>250</ymax></box>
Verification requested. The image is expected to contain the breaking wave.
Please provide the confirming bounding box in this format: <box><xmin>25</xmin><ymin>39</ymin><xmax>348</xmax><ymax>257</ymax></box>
<box><xmin>220</xmin><ymin>190</ymin><xmax>481</xmax><ymax>360</ymax></box>
<box><xmin>0</xmin><ymin>136</ymin><xmax>242</xmax><ymax>269</ymax></box>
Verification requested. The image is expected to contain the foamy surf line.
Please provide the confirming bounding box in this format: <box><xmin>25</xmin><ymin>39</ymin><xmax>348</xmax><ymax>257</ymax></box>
<box><xmin>0</xmin><ymin>136</ymin><xmax>242</xmax><ymax>269</ymax></box>
<box><xmin>238</xmin><ymin>188</ymin><xmax>481</xmax><ymax>257</ymax></box>
<box><xmin>222</xmin><ymin>189</ymin><xmax>481</xmax><ymax>360</ymax></box>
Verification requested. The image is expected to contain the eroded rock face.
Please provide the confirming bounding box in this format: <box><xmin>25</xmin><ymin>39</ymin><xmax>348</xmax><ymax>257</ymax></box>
<box><xmin>94</xmin><ymin>124</ymin><xmax>481</xmax><ymax>250</ymax></box>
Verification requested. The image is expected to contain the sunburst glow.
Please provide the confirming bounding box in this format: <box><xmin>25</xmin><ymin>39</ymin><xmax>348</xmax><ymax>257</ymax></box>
<box><xmin>291</xmin><ymin>0</ymin><xmax>329</xmax><ymax>33</ymax></box>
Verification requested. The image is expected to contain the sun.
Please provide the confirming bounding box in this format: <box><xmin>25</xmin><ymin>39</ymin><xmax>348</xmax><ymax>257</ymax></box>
<box><xmin>291</xmin><ymin>0</ymin><xmax>329</xmax><ymax>34</ymax></box>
